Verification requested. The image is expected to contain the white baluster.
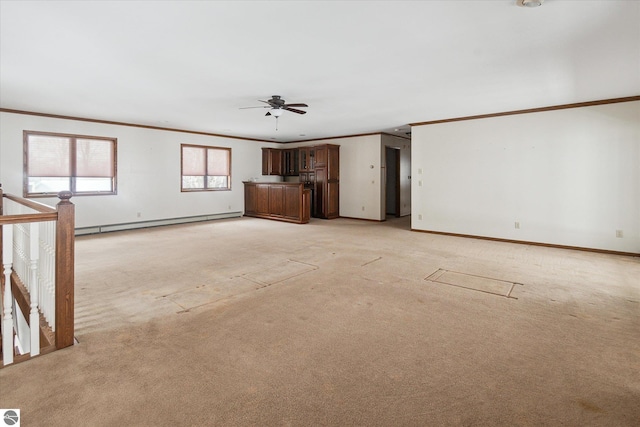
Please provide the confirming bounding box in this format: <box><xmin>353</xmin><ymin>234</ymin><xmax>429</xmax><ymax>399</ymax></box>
<box><xmin>43</xmin><ymin>221</ymin><xmax>56</xmax><ymax>329</ymax></box>
<box><xmin>29</xmin><ymin>222</ymin><xmax>40</xmax><ymax>356</ymax></box>
<box><xmin>2</xmin><ymin>225</ymin><xmax>15</xmax><ymax>365</ymax></box>
<box><xmin>37</xmin><ymin>221</ymin><xmax>55</xmax><ymax>329</ymax></box>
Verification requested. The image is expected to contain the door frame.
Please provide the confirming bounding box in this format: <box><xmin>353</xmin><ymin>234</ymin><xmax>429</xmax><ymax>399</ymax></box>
<box><xmin>385</xmin><ymin>146</ymin><xmax>401</xmax><ymax>218</ymax></box>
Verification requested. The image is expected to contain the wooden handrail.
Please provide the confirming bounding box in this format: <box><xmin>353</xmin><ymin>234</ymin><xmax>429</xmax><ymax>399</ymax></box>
<box><xmin>1</xmin><ymin>185</ymin><xmax>59</xmax><ymax>224</ymax></box>
<box><xmin>2</xmin><ymin>193</ymin><xmax>57</xmax><ymax>214</ymax></box>
<box><xmin>0</xmin><ymin>213</ymin><xmax>58</xmax><ymax>225</ymax></box>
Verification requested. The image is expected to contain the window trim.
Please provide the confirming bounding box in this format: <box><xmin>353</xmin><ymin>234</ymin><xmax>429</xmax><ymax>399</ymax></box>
<box><xmin>180</xmin><ymin>143</ymin><xmax>232</xmax><ymax>192</ymax></box>
<box><xmin>23</xmin><ymin>130</ymin><xmax>118</xmax><ymax>198</ymax></box>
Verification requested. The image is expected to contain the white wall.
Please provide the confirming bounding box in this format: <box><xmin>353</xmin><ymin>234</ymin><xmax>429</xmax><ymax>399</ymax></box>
<box><xmin>288</xmin><ymin>135</ymin><xmax>384</xmax><ymax>220</ymax></box>
<box><xmin>0</xmin><ymin>112</ymin><xmax>274</xmax><ymax>229</ymax></box>
<box><xmin>411</xmin><ymin>101</ymin><xmax>640</xmax><ymax>253</ymax></box>
<box><xmin>0</xmin><ymin>112</ymin><xmax>401</xmax><ymax>227</ymax></box>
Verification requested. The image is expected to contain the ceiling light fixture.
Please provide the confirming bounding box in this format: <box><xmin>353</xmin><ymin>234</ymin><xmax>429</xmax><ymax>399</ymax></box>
<box><xmin>517</xmin><ymin>0</ymin><xmax>543</xmax><ymax>7</ymax></box>
<box><xmin>269</xmin><ymin>108</ymin><xmax>284</xmax><ymax>131</ymax></box>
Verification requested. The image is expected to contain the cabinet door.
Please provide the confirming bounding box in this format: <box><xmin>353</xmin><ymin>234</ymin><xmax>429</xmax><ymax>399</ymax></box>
<box><xmin>270</xmin><ymin>150</ymin><xmax>283</xmax><ymax>175</ymax></box>
<box><xmin>327</xmin><ymin>180</ymin><xmax>339</xmax><ymax>219</ymax></box>
<box><xmin>314</xmin><ymin>166</ymin><xmax>327</xmax><ymax>218</ymax></box>
<box><xmin>308</xmin><ymin>147</ymin><xmax>315</xmax><ymax>170</ymax></box>
<box><xmin>299</xmin><ymin>148</ymin><xmax>308</xmax><ymax>171</ymax></box>
<box><xmin>326</xmin><ymin>145</ymin><xmax>340</xmax><ymax>218</ymax></box>
<box><xmin>261</xmin><ymin>148</ymin><xmax>270</xmax><ymax>175</ymax></box>
<box><xmin>283</xmin><ymin>149</ymin><xmax>299</xmax><ymax>176</ymax></box>
<box><xmin>256</xmin><ymin>184</ymin><xmax>270</xmax><ymax>214</ymax></box>
<box><xmin>283</xmin><ymin>185</ymin><xmax>301</xmax><ymax>220</ymax></box>
<box><xmin>314</xmin><ymin>145</ymin><xmax>327</xmax><ymax>167</ymax></box>
<box><xmin>283</xmin><ymin>150</ymin><xmax>291</xmax><ymax>175</ymax></box>
<box><xmin>244</xmin><ymin>184</ymin><xmax>256</xmax><ymax>214</ymax></box>
<box><xmin>262</xmin><ymin>148</ymin><xmax>283</xmax><ymax>176</ymax></box>
<box><xmin>269</xmin><ymin>184</ymin><xmax>284</xmax><ymax>217</ymax></box>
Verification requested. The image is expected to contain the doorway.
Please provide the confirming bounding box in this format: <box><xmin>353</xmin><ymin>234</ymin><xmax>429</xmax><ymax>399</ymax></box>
<box><xmin>385</xmin><ymin>147</ymin><xmax>401</xmax><ymax>218</ymax></box>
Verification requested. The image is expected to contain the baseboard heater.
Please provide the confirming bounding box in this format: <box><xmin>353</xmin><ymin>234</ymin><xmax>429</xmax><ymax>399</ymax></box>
<box><xmin>75</xmin><ymin>211</ymin><xmax>243</xmax><ymax>236</ymax></box>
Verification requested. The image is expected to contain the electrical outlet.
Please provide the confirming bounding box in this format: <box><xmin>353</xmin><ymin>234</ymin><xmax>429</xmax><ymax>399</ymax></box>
<box><xmin>515</xmin><ymin>221</ymin><xmax>520</xmax><ymax>229</ymax></box>
<box><xmin>616</xmin><ymin>230</ymin><xmax>623</xmax><ymax>238</ymax></box>
<box><xmin>137</xmin><ymin>212</ymin><xmax>141</xmax><ymax>218</ymax></box>
<box><xmin>362</xmin><ymin>206</ymin><xmax>365</xmax><ymax>211</ymax></box>
<box><xmin>418</xmin><ymin>214</ymin><xmax>423</xmax><ymax>220</ymax></box>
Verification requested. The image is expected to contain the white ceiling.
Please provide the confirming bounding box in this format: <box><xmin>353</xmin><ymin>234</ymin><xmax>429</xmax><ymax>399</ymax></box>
<box><xmin>1</xmin><ymin>1</ymin><xmax>639</xmax><ymax>143</ymax></box>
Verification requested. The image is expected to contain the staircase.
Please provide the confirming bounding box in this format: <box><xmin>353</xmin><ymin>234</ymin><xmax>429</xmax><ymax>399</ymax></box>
<box><xmin>0</xmin><ymin>184</ymin><xmax>75</xmax><ymax>367</ymax></box>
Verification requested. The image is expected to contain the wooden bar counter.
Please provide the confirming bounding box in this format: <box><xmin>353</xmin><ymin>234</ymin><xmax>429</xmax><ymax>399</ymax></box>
<box><xmin>243</xmin><ymin>182</ymin><xmax>310</xmax><ymax>224</ymax></box>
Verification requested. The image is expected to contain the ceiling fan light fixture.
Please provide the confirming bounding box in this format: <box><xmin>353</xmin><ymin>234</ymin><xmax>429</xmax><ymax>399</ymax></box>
<box><xmin>270</xmin><ymin>108</ymin><xmax>284</xmax><ymax>117</ymax></box>
<box><xmin>517</xmin><ymin>0</ymin><xmax>544</xmax><ymax>7</ymax></box>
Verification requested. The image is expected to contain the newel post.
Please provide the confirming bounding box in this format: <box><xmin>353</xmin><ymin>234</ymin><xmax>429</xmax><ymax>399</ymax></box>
<box><xmin>55</xmin><ymin>191</ymin><xmax>75</xmax><ymax>349</ymax></box>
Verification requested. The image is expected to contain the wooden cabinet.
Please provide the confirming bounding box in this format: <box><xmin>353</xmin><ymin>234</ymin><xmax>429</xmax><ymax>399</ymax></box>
<box><xmin>326</xmin><ymin>179</ymin><xmax>340</xmax><ymax>219</ymax></box>
<box><xmin>299</xmin><ymin>147</ymin><xmax>315</xmax><ymax>172</ymax></box>
<box><xmin>244</xmin><ymin>183</ymin><xmax>257</xmax><ymax>214</ymax></box>
<box><xmin>284</xmin><ymin>184</ymin><xmax>305</xmax><ymax>220</ymax></box>
<box><xmin>256</xmin><ymin>144</ymin><xmax>338</xmax><ymax>220</ymax></box>
<box><xmin>256</xmin><ymin>184</ymin><xmax>270</xmax><ymax>215</ymax></box>
<box><xmin>283</xmin><ymin>149</ymin><xmax>299</xmax><ymax>176</ymax></box>
<box><xmin>244</xmin><ymin>182</ymin><xmax>310</xmax><ymax>224</ymax></box>
<box><xmin>299</xmin><ymin>172</ymin><xmax>315</xmax><ymax>187</ymax></box>
<box><xmin>262</xmin><ymin>148</ymin><xmax>283</xmax><ymax>175</ymax></box>
<box><xmin>312</xmin><ymin>144</ymin><xmax>340</xmax><ymax>219</ymax></box>
<box><xmin>326</xmin><ymin>144</ymin><xmax>340</xmax><ymax>219</ymax></box>
<box><xmin>269</xmin><ymin>184</ymin><xmax>284</xmax><ymax>217</ymax></box>
<box><xmin>314</xmin><ymin>146</ymin><xmax>327</xmax><ymax>167</ymax></box>
<box><xmin>314</xmin><ymin>166</ymin><xmax>326</xmax><ymax>219</ymax></box>
<box><xmin>263</xmin><ymin>148</ymin><xmax>299</xmax><ymax>176</ymax></box>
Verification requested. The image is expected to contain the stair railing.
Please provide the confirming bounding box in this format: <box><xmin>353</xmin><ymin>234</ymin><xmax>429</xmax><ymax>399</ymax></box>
<box><xmin>1</xmin><ymin>184</ymin><xmax>75</xmax><ymax>365</ymax></box>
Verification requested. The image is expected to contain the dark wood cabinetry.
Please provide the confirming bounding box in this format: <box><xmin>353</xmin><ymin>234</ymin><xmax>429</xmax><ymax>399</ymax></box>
<box><xmin>262</xmin><ymin>148</ymin><xmax>283</xmax><ymax>176</ymax></box>
<box><xmin>257</xmin><ymin>144</ymin><xmax>339</xmax><ymax>220</ymax></box>
<box><xmin>245</xmin><ymin>183</ymin><xmax>257</xmax><ymax>213</ymax></box>
<box><xmin>263</xmin><ymin>148</ymin><xmax>299</xmax><ymax>176</ymax></box>
<box><xmin>313</xmin><ymin>144</ymin><xmax>340</xmax><ymax>219</ymax></box>
<box><xmin>244</xmin><ymin>182</ymin><xmax>310</xmax><ymax>224</ymax></box>
<box><xmin>298</xmin><ymin>147</ymin><xmax>315</xmax><ymax>172</ymax></box>
<box><xmin>283</xmin><ymin>149</ymin><xmax>299</xmax><ymax>176</ymax></box>
<box><xmin>256</xmin><ymin>184</ymin><xmax>269</xmax><ymax>215</ymax></box>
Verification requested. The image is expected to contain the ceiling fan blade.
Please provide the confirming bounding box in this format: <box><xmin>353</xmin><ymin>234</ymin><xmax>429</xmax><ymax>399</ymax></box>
<box><xmin>285</xmin><ymin>107</ymin><xmax>307</xmax><ymax>114</ymax></box>
<box><xmin>239</xmin><ymin>106</ymin><xmax>270</xmax><ymax>109</ymax></box>
<box><xmin>284</xmin><ymin>103</ymin><xmax>308</xmax><ymax>108</ymax></box>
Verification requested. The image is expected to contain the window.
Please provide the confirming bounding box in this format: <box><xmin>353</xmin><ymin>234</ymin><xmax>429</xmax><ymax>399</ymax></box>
<box><xmin>24</xmin><ymin>131</ymin><xmax>117</xmax><ymax>197</ymax></box>
<box><xmin>181</xmin><ymin>144</ymin><xmax>231</xmax><ymax>191</ymax></box>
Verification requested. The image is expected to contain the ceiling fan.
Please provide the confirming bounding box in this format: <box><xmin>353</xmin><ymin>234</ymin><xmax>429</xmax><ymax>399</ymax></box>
<box><xmin>240</xmin><ymin>95</ymin><xmax>308</xmax><ymax>117</ymax></box>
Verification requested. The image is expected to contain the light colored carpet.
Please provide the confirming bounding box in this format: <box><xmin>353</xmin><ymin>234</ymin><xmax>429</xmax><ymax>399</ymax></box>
<box><xmin>1</xmin><ymin>216</ymin><xmax>639</xmax><ymax>426</ymax></box>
